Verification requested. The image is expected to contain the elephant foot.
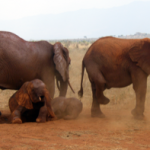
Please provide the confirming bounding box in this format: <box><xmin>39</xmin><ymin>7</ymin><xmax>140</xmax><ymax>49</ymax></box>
<box><xmin>12</xmin><ymin>117</ymin><xmax>22</xmax><ymax>124</ymax></box>
<box><xmin>91</xmin><ymin>112</ymin><xmax>105</xmax><ymax>118</ymax></box>
<box><xmin>91</xmin><ymin>108</ymin><xmax>105</xmax><ymax>118</ymax></box>
<box><xmin>36</xmin><ymin>117</ymin><xmax>46</xmax><ymax>123</ymax></box>
<box><xmin>131</xmin><ymin>109</ymin><xmax>144</xmax><ymax>120</ymax></box>
<box><xmin>48</xmin><ymin>116</ymin><xmax>58</xmax><ymax>121</ymax></box>
<box><xmin>98</xmin><ymin>96</ymin><xmax>110</xmax><ymax>105</ymax></box>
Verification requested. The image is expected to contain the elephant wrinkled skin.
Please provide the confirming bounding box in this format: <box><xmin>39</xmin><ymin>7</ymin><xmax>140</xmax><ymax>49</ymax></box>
<box><xmin>52</xmin><ymin>97</ymin><xmax>83</xmax><ymax>120</ymax></box>
<box><xmin>0</xmin><ymin>31</ymin><xmax>72</xmax><ymax>99</ymax></box>
<box><xmin>78</xmin><ymin>36</ymin><xmax>150</xmax><ymax>119</ymax></box>
<box><xmin>9</xmin><ymin>79</ymin><xmax>55</xmax><ymax>123</ymax></box>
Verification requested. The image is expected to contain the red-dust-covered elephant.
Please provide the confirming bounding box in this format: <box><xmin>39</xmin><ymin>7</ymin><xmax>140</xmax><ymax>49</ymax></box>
<box><xmin>78</xmin><ymin>36</ymin><xmax>150</xmax><ymax>119</ymax></box>
<box><xmin>9</xmin><ymin>79</ymin><xmax>55</xmax><ymax>123</ymax></box>
<box><xmin>52</xmin><ymin>97</ymin><xmax>83</xmax><ymax>120</ymax></box>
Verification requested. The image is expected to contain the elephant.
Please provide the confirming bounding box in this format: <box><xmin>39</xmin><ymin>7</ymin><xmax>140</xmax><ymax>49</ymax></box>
<box><xmin>51</xmin><ymin>97</ymin><xmax>83</xmax><ymax>120</ymax></box>
<box><xmin>0</xmin><ymin>31</ymin><xmax>74</xmax><ymax>97</ymax></box>
<box><xmin>9</xmin><ymin>79</ymin><xmax>55</xmax><ymax>123</ymax></box>
<box><xmin>0</xmin><ymin>31</ymin><xmax>74</xmax><ymax>115</ymax></box>
<box><xmin>78</xmin><ymin>36</ymin><xmax>150</xmax><ymax>119</ymax></box>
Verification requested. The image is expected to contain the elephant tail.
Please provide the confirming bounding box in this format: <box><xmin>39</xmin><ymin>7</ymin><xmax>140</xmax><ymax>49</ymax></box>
<box><xmin>78</xmin><ymin>60</ymin><xmax>85</xmax><ymax>98</ymax></box>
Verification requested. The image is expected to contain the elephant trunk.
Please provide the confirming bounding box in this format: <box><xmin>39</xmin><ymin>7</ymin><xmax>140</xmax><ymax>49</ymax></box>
<box><xmin>55</xmin><ymin>66</ymin><xmax>74</xmax><ymax>96</ymax></box>
<box><xmin>59</xmin><ymin>79</ymin><xmax>68</xmax><ymax>97</ymax></box>
<box><xmin>44</xmin><ymin>90</ymin><xmax>55</xmax><ymax>118</ymax></box>
<box><xmin>66</xmin><ymin>68</ymin><xmax>75</xmax><ymax>93</ymax></box>
<box><xmin>58</xmin><ymin>76</ymin><xmax>75</xmax><ymax>96</ymax></box>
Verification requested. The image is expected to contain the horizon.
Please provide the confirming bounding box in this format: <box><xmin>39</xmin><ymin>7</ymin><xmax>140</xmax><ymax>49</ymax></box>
<box><xmin>0</xmin><ymin>0</ymin><xmax>150</xmax><ymax>40</ymax></box>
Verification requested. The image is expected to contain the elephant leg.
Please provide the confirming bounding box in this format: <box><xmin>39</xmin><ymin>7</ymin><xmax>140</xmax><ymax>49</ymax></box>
<box><xmin>42</xmin><ymin>72</ymin><xmax>55</xmax><ymax>98</ymax></box>
<box><xmin>36</xmin><ymin>104</ymin><xmax>47</xmax><ymax>123</ymax></box>
<box><xmin>131</xmin><ymin>69</ymin><xmax>147</xmax><ymax>119</ymax></box>
<box><xmin>94</xmin><ymin>72</ymin><xmax>109</xmax><ymax>105</ymax></box>
<box><xmin>91</xmin><ymin>81</ymin><xmax>105</xmax><ymax>118</ymax></box>
<box><xmin>86</xmin><ymin>65</ymin><xmax>107</xmax><ymax>117</ymax></box>
<box><xmin>12</xmin><ymin>105</ymin><xmax>25</xmax><ymax>124</ymax></box>
<box><xmin>96</xmin><ymin>83</ymin><xmax>110</xmax><ymax>105</ymax></box>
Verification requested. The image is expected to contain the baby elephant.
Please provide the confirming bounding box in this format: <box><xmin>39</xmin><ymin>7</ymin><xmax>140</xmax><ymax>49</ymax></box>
<box><xmin>52</xmin><ymin>97</ymin><xmax>83</xmax><ymax>120</ymax></box>
<box><xmin>9</xmin><ymin>79</ymin><xmax>55</xmax><ymax>124</ymax></box>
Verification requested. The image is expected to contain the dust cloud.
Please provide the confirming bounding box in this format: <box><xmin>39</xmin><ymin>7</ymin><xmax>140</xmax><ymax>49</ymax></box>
<box><xmin>0</xmin><ymin>42</ymin><xmax>150</xmax><ymax>149</ymax></box>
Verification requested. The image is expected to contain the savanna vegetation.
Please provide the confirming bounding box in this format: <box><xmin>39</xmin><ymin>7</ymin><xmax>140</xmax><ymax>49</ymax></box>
<box><xmin>0</xmin><ymin>38</ymin><xmax>150</xmax><ymax>150</ymax></box>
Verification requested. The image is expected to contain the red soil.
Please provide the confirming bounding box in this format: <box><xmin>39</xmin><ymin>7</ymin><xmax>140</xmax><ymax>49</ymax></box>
<box><xmin>0</xmin><ymin>107</ymin><xmax>150</xmax><ymax>150</ymax></box>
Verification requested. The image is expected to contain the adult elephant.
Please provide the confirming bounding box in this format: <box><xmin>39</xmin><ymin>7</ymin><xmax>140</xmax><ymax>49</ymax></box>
<box><xmin>78</xmin><ymin>36</ymin><xmax>150</xmax><ymax>119</ymax></box>
<box><xmin>0</xmin><ymin>31</ymin><xmax>73</xmax><ymax>99</ymax></box>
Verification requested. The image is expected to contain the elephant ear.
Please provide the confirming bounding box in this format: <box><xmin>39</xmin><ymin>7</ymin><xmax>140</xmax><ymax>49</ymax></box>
<box><xmin>129</xmin><ymin>39</ymin><xmax>150</xmax><ymax>74</ymax></box>
<box><xmin>16</xmin><ymin>82</ymin><xmax>33</xmax><ymax>109</ymax></box>
<box><xmin>53</xmin><ymin>42</ymin><xmax>67</xmax><ymax>81</ymax></box>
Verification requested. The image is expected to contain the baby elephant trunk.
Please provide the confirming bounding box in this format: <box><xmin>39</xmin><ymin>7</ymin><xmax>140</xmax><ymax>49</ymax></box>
<box><xmin>43</xmin><ymin>90</ymin><xmax>56</xmax><ymax>118</ymax></box>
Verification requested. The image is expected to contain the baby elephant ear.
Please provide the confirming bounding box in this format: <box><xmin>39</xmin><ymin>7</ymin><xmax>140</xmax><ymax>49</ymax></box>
<box><xmin>129</xmin><ymin>40</ymin><xmax>150</xmax><ymax>74</ymax></box>
<box><xmin>53</xmin><ymin>42</ymin><xmax>67</xmax><ymax>81</ymax></box>
<box><xmin>16</xmin><ymin>82</ymin><xmax>33</xmax><ymax>109</ymax></box>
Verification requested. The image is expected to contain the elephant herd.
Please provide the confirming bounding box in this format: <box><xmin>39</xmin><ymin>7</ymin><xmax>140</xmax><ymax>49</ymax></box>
<box><xmin>9</xmin><ymin>79</ymin><xmax>82</xmax><ymax>123</ymax></box>
<box><xmin>0</xmin><ymin>31</ymin><xmax>150</xmax><ymax>123</ymax></box>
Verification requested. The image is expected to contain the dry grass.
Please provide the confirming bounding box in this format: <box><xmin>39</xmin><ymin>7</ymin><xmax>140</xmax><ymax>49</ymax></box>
<box><xmin>0</xmin><ymin>41</ymin><xmax>150</xmax><ymax>113</ymax></box>
<box><xmin>1</xmin><ymin>41</ymin><xmax>150</xmax><ymax>150</ymax></box>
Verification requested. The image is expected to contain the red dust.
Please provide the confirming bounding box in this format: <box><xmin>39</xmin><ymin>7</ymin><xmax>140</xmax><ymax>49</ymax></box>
<box><xmin>0</xmin><ymin>106</ymin><xmax>150</xmax><ymax>150</ymax></box>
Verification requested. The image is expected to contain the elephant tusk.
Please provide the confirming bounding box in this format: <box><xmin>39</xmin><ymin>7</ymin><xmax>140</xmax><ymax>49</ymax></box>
<box><xmin>68</xmin><ymin>80</ymin><xmax>75</xmax><ymax>93</ymax></box>
<box><xmin>39</xmin><ymin>97</ymin><xmax>41</xmax><ymax>101</ymax></box>
<box><xmin>56</xmin><ymin>78</ymin><xmax>60</xmax><ymax>91</ymax></box>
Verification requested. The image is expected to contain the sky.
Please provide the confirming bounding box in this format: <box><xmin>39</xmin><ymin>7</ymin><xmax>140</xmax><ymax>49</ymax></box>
<box><xmin>0</xmin><ymin>0</ymin><xmax>149</xmax><ymax>20</ymax></box>
<box><xmin>0</xmin><ymin>0</ymin><xmax>150</xmax><ymax>40</ymax></box>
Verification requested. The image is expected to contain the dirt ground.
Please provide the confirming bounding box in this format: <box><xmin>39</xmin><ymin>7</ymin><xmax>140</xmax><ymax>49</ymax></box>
<box><xmin>1</xmin><ymin>99</ymin><xmax>150</xmax><ymax>150</ymax></box>
<box><xmin>1</xmin><ymin>42</ymin><xmax>150</xmax><ymax>150</ymax></box>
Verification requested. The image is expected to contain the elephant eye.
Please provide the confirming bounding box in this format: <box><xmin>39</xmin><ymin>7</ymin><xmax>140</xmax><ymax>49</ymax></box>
<box><xmin>41</xmin><ymin>96</ymin><xmax>44</xmax><ymax>99</ymax></box>
<box><xmin>40</xmin><ymin>96</ymin><xmax>44</xmax><ymax>101</ymax></box>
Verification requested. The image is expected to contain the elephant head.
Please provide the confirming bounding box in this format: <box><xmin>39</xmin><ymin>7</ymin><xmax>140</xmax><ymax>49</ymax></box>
<box><xmin>53</xmin><ymin>42</ymin><xmax>74</xmax><ymax>96</ymax></box>
<box><xmin>15</xmin><ymin>80</ymin><xmax>55</xmax><ymax>118</ymax></box>
<box><xmin>129</xmin><ymin>38</ymin><xmax>150</xmax><ymax>75</ymax></box>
